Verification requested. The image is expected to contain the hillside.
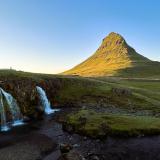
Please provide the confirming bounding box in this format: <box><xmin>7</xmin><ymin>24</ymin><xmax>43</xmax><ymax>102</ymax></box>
<box><xmin>1</xmin><ymin>69</ymin><xmax>160</xmax><ymax>138</ymax></box>
<box><xmin>1</xmin><ymin>69</ymin><xmax>160</xmax><ymax>116</ymax></box>
<box><xmin>63</xmin><ymin>32</ymin><xmax>160</xmax><ymax>78</ymax></box>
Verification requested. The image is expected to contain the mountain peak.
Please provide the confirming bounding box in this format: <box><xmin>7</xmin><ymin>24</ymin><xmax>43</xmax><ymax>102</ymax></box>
<box><xmin>101</xmin><ymin>32</ymin><xmax>126</xmax><ymax>49</ymax></box>
<box><xmin>105</xmin><ymin>32</ymin><xmax>124</xmax><ymax>40</ymax></box>
<box><xmin>63</xmin><ymin>32</ymin><xmax>152</xmax><ymax>77</ymax></box>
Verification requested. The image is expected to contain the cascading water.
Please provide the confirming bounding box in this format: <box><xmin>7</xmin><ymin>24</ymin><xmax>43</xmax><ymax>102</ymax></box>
<box><xmin>0</xmin><ymin>88</ymin><xmax>24</xmax><ymax>131</ymax></box>
<box><xmin>0</xmin><ymin>90</ymin><xmax>9</xmax><ymax>131</ymax></box>
<box><xmin>36</xmin><ymin>86</ymin><xmax>59</xmax><ymax>114</ymax></box>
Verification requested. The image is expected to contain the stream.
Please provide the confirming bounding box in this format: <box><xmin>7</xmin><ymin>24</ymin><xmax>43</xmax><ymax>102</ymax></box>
<box><xmin>1</xmin><ymin>109</ymin><xmax>160</xmax><ymax>160</ymax></box>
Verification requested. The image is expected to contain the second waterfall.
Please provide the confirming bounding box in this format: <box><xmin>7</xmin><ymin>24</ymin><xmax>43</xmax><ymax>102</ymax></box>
<box><xmin>36</xmin><ymin>86</ymin><xmax>59</xmax><ymax>114</ymax></box>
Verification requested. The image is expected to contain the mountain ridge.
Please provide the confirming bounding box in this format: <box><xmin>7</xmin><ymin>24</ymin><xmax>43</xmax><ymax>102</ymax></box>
<box><xmin>62</xmin><ymin>32</ymin><xmax>160</xmax><ymax>77</ymax></box>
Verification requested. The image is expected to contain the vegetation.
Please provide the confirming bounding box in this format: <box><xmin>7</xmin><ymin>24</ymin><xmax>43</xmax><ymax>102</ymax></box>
<box><xmin>64</xmin><ymin>109</ymin><xmax>160</xmax><ymax>138</ymax></box>
<box><xmin>58</xmin><ymin>76</ymin><xmax>160</xmax><ymax>137</ymax></box>
<box><xmin>93</xmin><ymin>77</ymin><xmax>160</xmax><ymax>106</ymax></box>
<box><xmin>0</xmin><ymin>69</ymin><xmax>61</xmax><ymax>81</ymax></box>
<box><xmin>55</xmin><ymin>77</ymin><xmax>159</xmax><ymax>112</ymax></box>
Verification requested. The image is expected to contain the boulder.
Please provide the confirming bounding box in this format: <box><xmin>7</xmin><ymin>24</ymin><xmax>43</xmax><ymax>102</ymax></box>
<box><xmin>112</xmin><ymin>87</ymin><xmax>132</xmax><ymax>96</ymax></box>
<box><xmin>60</xmin><ymin>143</ymin><xmax>73</xmax><ymax>154</ymax></box>
<box><xmin>59</xmin><ymin>150</ymin><xmax>85</xmax><ymax>160</ymax></box>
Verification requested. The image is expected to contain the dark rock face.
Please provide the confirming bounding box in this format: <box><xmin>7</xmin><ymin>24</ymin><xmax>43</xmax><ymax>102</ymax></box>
<box><xmin>0</xmin><ymin>76</ymin><xmax>62</xmax><ymax>119</ymax></box>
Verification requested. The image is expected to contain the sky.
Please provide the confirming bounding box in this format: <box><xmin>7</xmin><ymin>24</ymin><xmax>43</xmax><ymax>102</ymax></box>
<box><xmin>0</xmin><ymin>0</ymin><xmax>160</xmax><ymax>74</ymax></box>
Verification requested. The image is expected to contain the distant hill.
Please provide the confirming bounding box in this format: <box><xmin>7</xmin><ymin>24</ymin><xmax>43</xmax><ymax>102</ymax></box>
<box><xmin>62</xmin><ymin>32</ymin><xmax>160</xmax><ymax>78</ymax></box>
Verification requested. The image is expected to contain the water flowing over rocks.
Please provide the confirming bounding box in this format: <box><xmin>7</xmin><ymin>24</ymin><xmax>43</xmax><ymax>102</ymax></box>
<box><xmin>0</xmin><ymin>77</ymin><xmax>62</xmax><ymax>119</ymax></box>
<box><xmin>36</xmin><ymin>86</ymin><xmax>60</xmax><ymax>114</ymax></box>
<box><xmin>0</xmin><ymin>88</ymin><xmax>24</xmax><ymax>131</ymax></box>
<box><xmin>0</xmin><ymin>76</ymin><xmax>109</xmax><ymax>121</ymax></box>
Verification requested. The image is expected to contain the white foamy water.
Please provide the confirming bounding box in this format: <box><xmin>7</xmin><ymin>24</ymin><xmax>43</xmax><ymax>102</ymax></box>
<box><xmin>36</xmin><ymin>86</ymin><xmax>59</xmax><ymax>114</ymax></box>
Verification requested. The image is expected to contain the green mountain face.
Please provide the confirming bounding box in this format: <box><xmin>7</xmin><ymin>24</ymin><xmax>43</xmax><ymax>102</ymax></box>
<box><xmin>62</xmin><ymin>32</ymin><xmax>160</xmax><ymax>78</ymax></box>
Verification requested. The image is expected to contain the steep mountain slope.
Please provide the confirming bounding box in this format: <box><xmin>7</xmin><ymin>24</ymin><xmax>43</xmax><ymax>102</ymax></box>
<box><xmin>63</xmin><ymin>32</ymin><xmax>160</xmax><ymax>77</ymax></box>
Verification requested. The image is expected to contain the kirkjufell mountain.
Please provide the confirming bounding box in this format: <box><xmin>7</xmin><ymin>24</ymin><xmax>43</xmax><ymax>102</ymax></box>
<box><xmin>63</xmin><ymin>32</ymin><xmax>160</xmax><ymax>77</ymax></box>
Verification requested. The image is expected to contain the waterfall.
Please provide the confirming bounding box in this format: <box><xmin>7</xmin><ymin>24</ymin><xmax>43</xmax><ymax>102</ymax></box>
<box><xmin>36</xmin><ymin>86</ymin><xmax>59</xmax><ymax>114</ymax></box>
<box><xmin>0</xmin><ymin>90</ymin><xmax>10</xmax><ymax>131</ymax></box>
<box><xmin>0</xmin><ymin>88</ymin><xmax>24</xmax><ymax>131</ymax></box>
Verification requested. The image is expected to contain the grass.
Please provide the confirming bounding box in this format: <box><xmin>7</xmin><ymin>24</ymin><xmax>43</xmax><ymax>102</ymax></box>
<box><xmin>58</xmin><ymin>76</ymin><xmax>160</xmax><ymax>137</ymax></box>
<box><xmin>90</xmin><ymin>77</ymin><xmax>160</xmax><ymax>111</ymax></box>
<box><xmin>0</xmin><ymin>69</ymin><xmax>61</xmax><ymax>81</ymax></box>
<box><xmin>54</xmin><ymin>76</ymin><xmax>159</xmax><ymax>114</ymax></box>
<box><xmin>65</xmin><ymin>109</ymin><xmax>160</xmax><ymax>137</ymax></box>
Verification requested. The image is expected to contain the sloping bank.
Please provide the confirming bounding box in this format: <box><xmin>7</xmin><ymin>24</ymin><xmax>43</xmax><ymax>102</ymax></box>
<box><xmin>63</xmin><ymin>109</ymin><xmax>160</xmax><ymax>138</ymax></box>
<box><xmin>0</xmin><ymin>70</ymin><xmax>159</xmax><ymax>122</ymax></box>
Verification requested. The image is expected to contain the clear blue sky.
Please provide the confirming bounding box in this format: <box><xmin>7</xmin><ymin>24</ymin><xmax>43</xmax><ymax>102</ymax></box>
<box><xmin>0</xmin><ymin>0</ymin><xmax>160</xmax><ymax>74</ymax></box>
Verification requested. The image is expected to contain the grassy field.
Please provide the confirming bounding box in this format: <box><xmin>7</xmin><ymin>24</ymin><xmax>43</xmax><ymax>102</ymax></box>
<box><xmin>55</xmin><ymin>76</ymin><xmax>160</xmax><ymax>113</ymax></box>
<box><xmin>0</xmin><ymin>69</ymin><xmax>60</xmax><ymax>80</ymax></box>
<box><xmin>60</xmin><ymin>76</ymin><xmax>160</xmax><ymax>137</ymax></box>
<box><xmin>64</xmin><ymin>109</ymin><xmax>160</xmax><ymax>138</ymax></box>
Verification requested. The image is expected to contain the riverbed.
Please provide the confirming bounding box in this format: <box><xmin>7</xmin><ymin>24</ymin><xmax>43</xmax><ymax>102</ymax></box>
<box><xmin>1</xmin><ymin>109</ymin><xmax>160</xmax><ymax>160</ymax></box>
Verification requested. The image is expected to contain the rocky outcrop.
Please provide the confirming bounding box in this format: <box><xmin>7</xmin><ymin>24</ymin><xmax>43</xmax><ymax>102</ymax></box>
<box><xmin>0</xmin><ymin>76</ymin><xmax>62</xmax><ymax>118</ymax></box>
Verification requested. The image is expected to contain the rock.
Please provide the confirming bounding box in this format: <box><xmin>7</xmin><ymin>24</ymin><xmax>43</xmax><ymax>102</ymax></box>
<box><xmin>65</xmin><ymin>150</ymin><xmax>84</xmax><ymax>160</ymax></box>
<box><xmin>0</xmin><ymin>133</ymin><xmax>56</xmax><ymax>160</ymax></box>
<box><xmin>78</xmin><ymin>116</ymin><xmax>87</xmax><ymax>125</ymax></box>
<box><xmin>59</xmin><ymin>150</ymin><xmax>85</xmax><ymax>160</ymax></box>
<box><xmin>44</xmin><ymin>150</ymin><xmax>61</xmax><ymax>160</ymax></box>
<box><xmin>60</xmin><ymin>143</ymin><xmax>73</xmax><ymax>153</ymax></box>
<box><xmin>83</xmin><ymin>136</ymin><xmax>87</xmax><ymax>141</ymax></box>
<box><xmin>100</xmin><ymin>122</ymin><xmax>110</xmax><ymax>132</ymax></box>
<box><xmin>63</xmin><ymin>124</ymin><xmax>74</xmax><ymax>133</ymax></box>
<box><xmin>112</xmin><ymin>87</ymin><xmax>132</xmax><ymax>96</ymax></box>
<box><xmin>23</xmin><ymin>116</ymin><xmax>30</xmax><ymax>122</ymax></box>
<box><xmin>87</xmin><ymin>154</ymin><xmax>100</xmax><ymax>160</ymax></box>
<box><xmin>73</xmin><ymin>144</ymin><xmax>80</xmax><ymax>148</ymax></box>
<box><xmin>0</xmin><ymin>142</ymin><xmax>41</xmax><ymax>160</ymax></box>
<box><xmin>82</xmin><ymin>106</ymin><xmax>87</xmax><ymax>109</ymax></box>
